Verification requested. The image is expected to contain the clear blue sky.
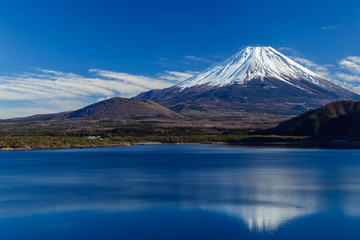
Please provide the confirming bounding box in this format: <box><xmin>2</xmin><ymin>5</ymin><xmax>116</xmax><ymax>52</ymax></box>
<box><xmin>0</xmin><ymin>0</ymin><xmax>360</xmax><ymax>118</ymax></box>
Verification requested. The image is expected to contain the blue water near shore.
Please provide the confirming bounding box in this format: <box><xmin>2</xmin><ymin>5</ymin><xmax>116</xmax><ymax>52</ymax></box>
<box><xmin>1</xmin><ymin>144</ymin><xmax>360</xmax><ymax>239</ymax></box>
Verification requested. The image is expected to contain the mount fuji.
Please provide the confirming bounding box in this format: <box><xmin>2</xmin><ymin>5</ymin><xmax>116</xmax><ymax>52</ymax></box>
<box><xmin>135</xmin><ymin>46</ymin><xmax>360</xmax><ymax>118</ymax></box>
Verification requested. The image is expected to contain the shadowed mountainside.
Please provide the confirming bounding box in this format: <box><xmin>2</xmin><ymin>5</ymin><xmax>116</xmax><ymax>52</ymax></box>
<box><xmin>269</xmin><ymin>100</ymin><xmax>360</xmax><ymax>138</ymax></box>
<box><xmin>135</xmin><ymin>79</ymin><xmax>358</xmax><ymax>116</ymax></box>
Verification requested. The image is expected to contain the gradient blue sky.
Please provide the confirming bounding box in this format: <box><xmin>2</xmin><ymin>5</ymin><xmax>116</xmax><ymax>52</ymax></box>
<box><xmin>0</xmin><ymin>0</ymin><xmax>360</xmax><ymax>118</ymax></box>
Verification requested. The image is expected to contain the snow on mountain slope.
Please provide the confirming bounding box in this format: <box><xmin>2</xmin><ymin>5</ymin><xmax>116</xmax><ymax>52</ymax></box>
<box><xmin>135</xmin><ymin>46</ymin><xmax>360</xmax><ymax>117</ymax></box>
<box><xmin>176</xmin><ymin>46</ymin><xmax>328</xmax><ymax>91</ymax></box>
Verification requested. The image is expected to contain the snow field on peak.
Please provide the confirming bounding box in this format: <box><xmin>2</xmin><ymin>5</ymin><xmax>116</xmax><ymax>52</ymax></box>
<box><xmin>176</xmin><ymin>46</ymin><xmax>325</xmax><ymax>91</ymax></box>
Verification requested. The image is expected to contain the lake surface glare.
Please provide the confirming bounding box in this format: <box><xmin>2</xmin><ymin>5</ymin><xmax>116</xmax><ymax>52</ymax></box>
<box><xmin>1</xmin><ymin>144</ymin><xmax>360</xmax><ymax>239</ymax></box>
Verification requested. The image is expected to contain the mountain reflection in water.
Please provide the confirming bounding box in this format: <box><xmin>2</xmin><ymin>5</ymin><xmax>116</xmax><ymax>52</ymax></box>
<box><xmin>0</xmin><ymin>145</ymin><xmax>360</xmax><ymax>236</ymax></box>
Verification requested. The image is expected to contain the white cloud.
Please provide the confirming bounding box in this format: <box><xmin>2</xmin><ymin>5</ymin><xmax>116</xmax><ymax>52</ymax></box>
<box><xmin>0</xmin><ymin>68</ymin><xmax>195</xmax><ymax>119</ymax></box>
<box><xmin>339</xmin><ymin>56</ymin><xmax>360</xmax><ymax>74</ymax></box>
<box><xmin>184</xmin><ymin>55</ymin><xmax>212</xmax><ymax>62</ymax></box>
<box><xmin>334</xmin><ymin>56</ymin><xmax>360</xmax><ymax>93</ymax></box>
<box><xmin>331</xmin><ymin>77</ymin><xmax>360</xmax><ymax>96</ymax></box>
<box><xmin>335</xmin><ymin>73</ymin><xmax>360</xmax><ymax>82</ymax></box>
<box><xmin>156</xmin><ymin>71</ymin><xmax>197</xmax><ymax>82</ymax></box>
<box><xmin>322</xmin><ymin>25</ymin><xmax>342</xmax><ymax>30</ymax></box>
<box><xmin>278</xmin><ymin>47</ymin><xmax>294</xmax><ymax>52</ymax></box>
<box><xmin>291</xmin><ymin>56</ymin><xmax>331</xmax><ymax>78</ymax></box>
<box><xmin>290</xmin><ymin>55</ymin><xmax>360</xmax><ymax>95</ymax></box>
<box><xmin>89</xmin><ymin>69</ymin><xmax>170</xmax><ymax>91</ymax></box>
<box><xmin>97</xmin><ymin>96</ymin><xmax>112</xmax><ymax>102</ymax></box>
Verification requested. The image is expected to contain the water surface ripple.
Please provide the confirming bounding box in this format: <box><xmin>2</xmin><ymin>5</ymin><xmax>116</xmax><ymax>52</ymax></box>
<box><xmin>0</xmin><ymin>145</ymin><xmax>359</xmax><ymax>239</ymax></box>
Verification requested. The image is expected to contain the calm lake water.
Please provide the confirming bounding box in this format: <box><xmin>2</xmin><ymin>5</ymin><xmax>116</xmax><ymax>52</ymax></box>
<box><xmin>0</xmin><ymin>144</ymin><xmax>360</xmax><ymax>239</ymax></box>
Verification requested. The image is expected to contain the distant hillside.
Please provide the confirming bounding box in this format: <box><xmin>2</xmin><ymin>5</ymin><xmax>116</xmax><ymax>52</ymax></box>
<box><xmin>63</xmin><ymin>97</ymin><xmax>182</xmax><ymax>119</ymax></box>
<box><xmin>5</xmin><ymin>97</ymin><xmax>182</xmax><ymax>122</ymax></box>
<box><xmin>270</xmin><ymin>100</ymin><xmax>360</xmax><ymax>138</ymax></box>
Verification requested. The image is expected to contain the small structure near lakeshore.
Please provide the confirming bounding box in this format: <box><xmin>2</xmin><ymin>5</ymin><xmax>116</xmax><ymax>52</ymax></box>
<box><xmin>85</xmin><ymin>136</ymin><xmax>103</xmax><ymax>140</ymax></box>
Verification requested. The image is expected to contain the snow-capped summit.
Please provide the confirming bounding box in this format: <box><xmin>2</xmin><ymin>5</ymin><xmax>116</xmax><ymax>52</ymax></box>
<box><xmin>135</xmin><ymin>46</ymin><xmax>360</xmax><ymax>118</ymax></box>
<box><xmin>177</xmin><ymin>46</ymin><xmax>325</xmax><ymax>90</ymax></box>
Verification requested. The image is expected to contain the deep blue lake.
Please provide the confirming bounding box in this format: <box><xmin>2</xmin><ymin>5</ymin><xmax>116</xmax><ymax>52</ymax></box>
<box><xmin>1</xmin><ymin>144</ymin><xmax>360</xmax><ymax>239</ymax></box>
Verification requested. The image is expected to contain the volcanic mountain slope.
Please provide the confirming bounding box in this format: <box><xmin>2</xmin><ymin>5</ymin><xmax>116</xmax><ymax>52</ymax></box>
<box><xmin>135</xmin><ymin>47</ymin><xmax>360</xmax><ymax>116</ymax></box>
<box><xmin>270</xmin><ymin>100</ymin><xmax>360</xmax><ymax>137</ymax></box>
<box><xmin>6</xmin><ymin>97</ymin><xmax>182</xmax><ymax>122</ymax></box>
<box><xmin>63</xmin><ymin>97</ymin><xmax>182</xmax><ymax>119</ymax></box>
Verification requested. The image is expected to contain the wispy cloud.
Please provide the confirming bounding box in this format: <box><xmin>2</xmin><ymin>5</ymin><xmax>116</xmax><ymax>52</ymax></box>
<box><xmin>155</xmin><ymin>54</ymin><xmax>217</xmax><ymax>69</ymax></box>
<box><xmin>89</xmin><ymin>69</ymin><xmax>170</xmax><ymax>91</ymax></box>
<box><xmin>184</xmin><ymin>55</ymin><xmax>212</xmax><ymax>62</ymax></box>
<box><xmin>0</xmin><ymin>68</ymin><xmax>195</xmax><ymax>119</ymax></box>
<box><xmin>278</xmin><ymin>47</ymin><xmax>294</xmax><ymax>52</ymax></box>
<box><xmin>290</xmin><ymin>55</ymin><xmax>360</xmax><ymax>94</ymax></box>
<box><xmin>333</xmin><ymin>57</ymin><xmax>360</xmax><ymax>93</ymax></box>
<box><xmin>339</xmin><ymin>56</ymin><xmax>360</xmax><ymax>74</ymax></box>
<box><xmin>322</xmin><ymin>25</ymin><xmax>342</xmax><ymax>30</ymax></box>
<box><xmin>291</xmin><ymin>56</ymin><xmax>332</xmax><ymax>78</ymax></box>
<box><xmin>157</xmin><ymin>71</ymin><xmax>198</xmax><ymax>82</ymax></box>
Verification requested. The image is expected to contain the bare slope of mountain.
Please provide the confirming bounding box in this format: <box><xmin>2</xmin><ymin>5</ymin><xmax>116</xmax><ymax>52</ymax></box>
<box><xmin>135</xmin><ymin>47</ymin><xmax>360</xmax><ymax>116</ymax></box>
<box><xmin>270</xmin><ymin>100</ymin><xmax>360</xmax><ymax>137</ymax></box>
<box><xmin>4</xmin><ymin>97</ymin><xmax>182</xmax><ymax>122</ymax></box>
<box><xmin>63</xmin><ymin>97</ymin><xmax>182</xmax><ymax>119</ymax></box>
